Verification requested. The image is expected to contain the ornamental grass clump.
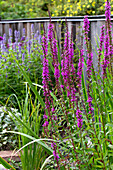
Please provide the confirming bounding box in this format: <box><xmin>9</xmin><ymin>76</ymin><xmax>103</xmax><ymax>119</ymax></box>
<box><xmin>40</xmin><ymin>1</ymin><xmax>113</xmax><ymax>169</ymax></box>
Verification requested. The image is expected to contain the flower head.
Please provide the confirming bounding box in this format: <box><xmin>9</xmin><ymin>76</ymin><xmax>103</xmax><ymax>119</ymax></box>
<box><xmin>0</xmin><ymin>36</ymin><xmax>3</xmax><ymax>41</ymax></box>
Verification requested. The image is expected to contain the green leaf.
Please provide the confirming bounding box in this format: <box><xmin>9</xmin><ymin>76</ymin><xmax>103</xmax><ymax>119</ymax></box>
<box><xmin>0</xmin><ymin>157</ymin><xmax>16</xmax><ymax>170</ymax></box>
<box><xmin>92</xmin><ymin>165</ymin><xmax>103</xmax><ymax>168</ymax></box>
<box><xmin>50</xmin><ymin>92</ymin><xmax>58</xmax><ymax>102</ymax></box>
<box><xmin>106</xmin><ymin>91</ymin><xmax>113</xmax><ymax>110</ymax></box>
<box><xmin>82</xmin><ymin>70</ymin><xmax>88</xmax><ymax>102</ymax></box>
<box><xmin>88</xmin><ymin>156</ymin><xmax>94</xmax><ymax>165</ymax></box>
<box><xmin>40</xmin><ymin>155</ymin><xmax>53</xmax><ymax>170</ymax></box>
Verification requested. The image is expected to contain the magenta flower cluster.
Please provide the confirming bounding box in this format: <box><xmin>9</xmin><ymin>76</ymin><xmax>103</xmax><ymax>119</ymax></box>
<box><xmin>51</xmin><ymin>142</ymin><xmax>59</xmax><ymax>162</ymax></box>
<box><xmin>98</xmin><ymin>25</ymin><xmax>105</xmax><ymax>71</ymax></box>
<box><xmin>86</xmin><ymin>52</ymin><xmax>93</xmax><ymax>78</ymax></box>
<box><xmin>105</xmin><ymin>1</ymin><xmax>111</xmax><ymax>21</ymax></box>
<box><xmin>77</xmin><ymin>49</ymin><xmax>84</xmax><ymax>87</ymax></box>
<box><xmin>76</xmin><ymin>109</ymin><xmax>83</xmax><ymax>128</ymax></box>
<box><xmin>102</xmin><ymin>32</ymin><xmax>110</xmax><ymax>77</ymax></box>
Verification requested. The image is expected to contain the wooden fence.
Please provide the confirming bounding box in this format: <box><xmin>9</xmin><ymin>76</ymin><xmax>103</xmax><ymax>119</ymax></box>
<box><xmin>0</xmin><ymin>15</ymin><xmax>113</xmax><ymax>71</ymax></box>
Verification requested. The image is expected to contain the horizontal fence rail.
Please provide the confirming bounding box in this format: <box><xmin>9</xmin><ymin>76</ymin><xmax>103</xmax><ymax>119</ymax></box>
<box><xmin>0</xmin><ymin>15</ymin><xmax>113</xmax><ymax>71</ymax></box>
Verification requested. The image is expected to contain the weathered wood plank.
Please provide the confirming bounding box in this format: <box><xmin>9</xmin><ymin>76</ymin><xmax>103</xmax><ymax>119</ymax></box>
<box><xmin>0</xmin><ymin>23</ymin><xmax>3</xmax><ymax>36</ymax></box>
<box><xmin>76</xmin><ymin>21</ymin><xmax>81</xmax><ymax>50</ymax></box>
<box><xmin>55</xmin><ymin>21</ymin><xmax>62</xmax><ymax>50</ymax></box>
<box><xmin>68</xmin><ymin>21</ymin><xmax>72</xmax><ymax>36</ymax></box>
<box><xmin>27</xmin><ymin>22</ymin><xmax>31</xmax><ymax>39</ymax></box>
<box><xmin>91</xmin><ymin>21</ymin><xmax>98</xmax><ymax>71</ymax></box>
<box><xmin>18</xmin><ymin>22</ymin><xmax>23</xmax><ymax>40</ymax></box>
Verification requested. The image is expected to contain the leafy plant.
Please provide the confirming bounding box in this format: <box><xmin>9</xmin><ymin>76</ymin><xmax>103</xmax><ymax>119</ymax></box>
<box><xmin>0</xmin><ymin>106</ymin><xmax>20</xmax><ymax>151</ymax></box>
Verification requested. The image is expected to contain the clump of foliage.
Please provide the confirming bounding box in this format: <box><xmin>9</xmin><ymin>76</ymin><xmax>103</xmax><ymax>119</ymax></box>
<box><xmin>0</xmin><ymin>107</ymin><xmax>20</xmax><ymax>150</ymax></box>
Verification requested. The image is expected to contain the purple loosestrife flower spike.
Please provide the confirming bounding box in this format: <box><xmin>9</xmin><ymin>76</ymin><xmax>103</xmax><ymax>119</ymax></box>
<box><xmin>101</xmin><ymin>31</ymin><xmax>110</xmax><ymax>78</ymax></box>
<box><xmin>42</xmin><ymin>31</ymin><xmax>52</xmax><ymax>126</ymax></box>
<box><xmin>77</xmin><ymin>49</ymin><xmax>84</xmax><ymax>88</ymax></box>
<box><xmin>83</xmin><ymin>16</ymin><xmax>94</xmax><ymax>114</ymax></box>
<box><xmin>86</xmin><ymin>52</ymin><xmax>94</xmax><ymax>114</ymax></box>
<box><xmin>76</xmin><ymin>109</ymin><xmax>83</xmax><ymax>128</ymax></box>
<box><xmin>48</xmin><ymin>23</ymin><xmax>54</xmax><ymax>42</ymax></box>
<box><xmin>48</xmin><ymin>22</ymin><xmax>61</xmax><ymax>95</ymax></box>
<box><xmin>51</xmin><ymin>142</ymin><xmax>59</xmax><ymax>162</ymax></box>
<box><xmin>86</xmin><ymin>52</ymin><xmax>93</xmax><ymax>78</ymax></box>
<box><xmin>83</xmin><ymin>16</ymin><xmax>90</xmax><ymax>34</ymax></box>
<box><xmin>105</xmin><ymin>1</ymin><xmax>113</xmax><ymax>74</ymax></box>
<box><xmin>98</xmin><ymin>25</ymin><xmax>105</xmax><ymax>73</ymax></box>
<box><xmin>43</xmin><ymin>114</ymin><xmax>48</xmax><ymax>119</ymax></box>
<box><xmin>83</xmin><ymin>16</ymin><xmax>90</xmax><ymax>50</ymax></box>
<box><xmin>105</xmin><ymin>1</ymin><xmax>111</xmax><ymax>22</ymax></box>
<box><xmin>43</xmin><ymin>121</ymin><xmax>49</xmax><ymax>127</ymax></box>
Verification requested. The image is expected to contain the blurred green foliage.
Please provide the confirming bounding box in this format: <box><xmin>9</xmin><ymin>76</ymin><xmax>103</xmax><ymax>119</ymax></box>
<box><xmin>0</xmin><ymin>0</ymin><xmax>113</xmax><ymax>19</ymax></box>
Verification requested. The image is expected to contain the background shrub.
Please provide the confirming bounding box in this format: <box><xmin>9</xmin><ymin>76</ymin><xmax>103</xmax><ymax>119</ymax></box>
<box><xmin>1</xmin><ymin>0</ymin><xmax>113</xmax><ymax>19</ymax></box>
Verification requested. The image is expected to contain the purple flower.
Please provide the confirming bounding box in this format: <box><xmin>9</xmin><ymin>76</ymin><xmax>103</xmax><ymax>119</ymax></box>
<box><xmin>3</xmin><ymin>34</ymin><xmax>6</xmax><ymax>44</ymax></box>
<box><xmin>98</xmin><ymin>25</ymin><xmax>105</xmax><ymax>72</ymax></box>
<box><xmin>51</xmin><ymin>142</ymin><xmax>56</xmax><ymax>148</ymax></box>
<box><xmin>70</xmin><ymin>88</ymin><xmax>76</xmax><ymax>102</ymax></box>
<box><xmin>9</xmin><ymin>28</ymin><xmax>12</xmax><ymax>37</ymax></box>
<box><xmin>54</xmin><ymin>64</ymin><xmax>60</xmax><ymax>79</ymax></box>
<box><xmin>21</xmin><ymin>36</ymin><xmax>25</xmax><ymax>42</ymax></box>
<box><xmin>9</xmin><ymin>62</ymin><xmax>11</xmax><ymax>65</ymax></box>
<box><xmin>27</xmin><ymin>40</ymin><xmax>32</xmax><ymax>54</ymax></box>
<box><xmin>77</xmin><ymin>49</ymin><xmax>84</xmax><ymax>87</ymax></box>
<box><xmin>83</xmin><ymin>16</ymin><xmax>90</xmax><ymax>34</ymax></box>
<box><xmin>51</xmin><ymin>143</ymin><xmax>59</xmax><ymax>161</ymax></box>
<box><xmin>19</xmin><ymin>43</ymin><xmax>22</xmax><ymax>47</ymax></box>
<box><xmin>38</xmin><ymin>35</ymin><xmax>41</xmax><ymax>44</ymax></box>
<box><xmin>0</xmin><ymin>36</ymin><xmax>3</xmax><ymax>41</ymax></box>
<box><xmin>43</xmin><ymin>121</ymin><xmax>49</xmax><ymax>127</ymax></box>
<box><xmin>83</xmin><ymin>15</ymin><xmax>90</xmax><ymax>49</ymax></box>
<box><xmin>76</xmin><ymin>109</ymin><xmax>83</xmax><ymax>128</ymax></box>
<box><xmin>48</xmin><ymin>23</ymin><xmax>54</xmax><ymax>41</ymax></box>
<box><xmin>43</xmin><ymin>114</ymin><xmax>48</xmax><ymax>119</ymax></box>
<box><xmin>105</xmin><ymin>1</ymin><xmax>111</xmax><ymax>21</ymax></box>
<box><xmin>101</xmin><ymin>32</ymin><xmax>109</xmax><ymax>78</ymax></box>
<box><xmin>53</xmin><ymin>151</ymin><xmax>59</xmax><ymax>161</ymax></box>
<box><xmin>14</xmin><ymin>30</ymin><xmax>18</xmax><ymax>42</ymax></box>
<box><xmin>22</xmin><ymin>28</ymin><xmax>26</xmax><ymax>37</ymax></box>
<box><xmin>7</xmin><ymin>44</ymin><xmax>10</xmax><ymax>49</ymax></box>
<box><xmin>86</xmin><ymin>52</ymin><xmax>93</xmax><ymax>78</ymax></box>
<box><xmin>87</xmin><ymin>96</ymin><xmax>93</xmax><ymax>114</ymax></box>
